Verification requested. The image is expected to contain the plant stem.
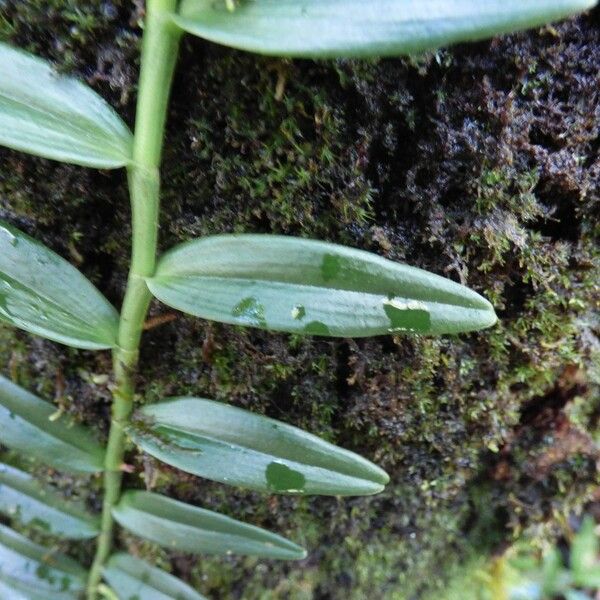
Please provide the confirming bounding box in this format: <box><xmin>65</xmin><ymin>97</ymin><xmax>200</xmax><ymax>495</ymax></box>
<box><xmin>85</xmin><ymin>2</ymin><xmax>181</xmax><ymax>597</ymax></box>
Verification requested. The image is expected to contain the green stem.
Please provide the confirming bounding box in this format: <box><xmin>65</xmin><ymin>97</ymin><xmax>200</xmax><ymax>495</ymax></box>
<box><xmin>85</xmin><ymin>2</ymin><xmax>181</xmax><ymax>597</ymax></box>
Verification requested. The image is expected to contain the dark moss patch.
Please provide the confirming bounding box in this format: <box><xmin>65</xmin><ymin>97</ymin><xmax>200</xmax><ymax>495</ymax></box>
<box><xmin>0</xmin><ymin>2</ymin><xmax>599</xmax><ymax>599</ymax></box>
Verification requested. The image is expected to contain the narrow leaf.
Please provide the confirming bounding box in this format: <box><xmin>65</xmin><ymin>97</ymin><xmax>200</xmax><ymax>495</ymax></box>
<box><xmin>565</xmin><ymin>592</ymin><xmax>595</xmax><ymax>600</ymax></box>
<box><xmin>571</xmin><ymin>516</ymin><xmax>600</xmax><ymax>584</ymax></box>
<box><xmin>0</xmin><ymin>462</ymin><xmax>99</xmax><ymax>539</ymax></box>
<box><xmin>173</xmin><ymin>0</ymin><xmax>596</xmax><ymax>58</ymax></box>
<box><xmin>130</xmin><ymin>397</ymin><xmax>389</xmax><ymax>496</ymax></box>
<box><xmin>0</xmin><ymin>376</ymin><xmax>105</xmax><ymax>473</ymax></box>
<box><xmin>0</xmin><ymin>220</ymin><xmax>119</xmax><ymax>349</ymax></box>
<box><xmin>113</xmin><ymin>491</ymin><xmax>307</xmax><ymax>560</ymax></box>
<box><xmin>0</xmin><ymin>524</ymin><xmax>86</xmax><ymax>599</ymax></box>
<box><xmin>103</xmin><ymin>553</ymin><xmax>207</xmax><ymax>600</ymax></box>
<box><xmin>147</xmin><ymin>235</ymin><xmax>496</xmax><ymax>337</ymax></box>
<box><xmin>0</xmin><ymin>42</ymin><xmax>132</xmax><ymax>167</ymax></box>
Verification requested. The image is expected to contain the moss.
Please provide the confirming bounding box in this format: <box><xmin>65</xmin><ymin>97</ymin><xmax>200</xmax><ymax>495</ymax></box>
<box><xmin>1</xmin><ymin>2</ymin><xmax>600</xmax><ymax>599</ymax></box>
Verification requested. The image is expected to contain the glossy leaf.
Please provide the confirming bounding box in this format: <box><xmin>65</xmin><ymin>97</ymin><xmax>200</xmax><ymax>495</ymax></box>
<box><xmin>0</xmin><ymin>524</ymin><xmax>86</xmax><ymax>599</ymax></box>
<box><xmin>130</xmin><ymin>397</ymin><xmax>389</xmax><ymax>496</ymax></box>
<box><xmin>147</xmin><ymin>235</ymin><xmax>496</xmax><ymax>337</ymax></box>
<box><xmin>0</xmin><ymin>220</ymin><xmax>119</xmax><ymax>349</ymax></box>
<box><xmin>113</xmin><ymin>491</ymin><xmax>306</xmax><ymax>560</ymax></box>
<box><xmin>173</xmin><ymin>0</ymin><xmax>596</xmax><ymax>58</ymax></box>
<box><xmin>0</xmin><ymin>462</ymin><xmax>99</xmax><ymax>539</ymax></box>
<box><xmin>0</xmin><ymin>376</ymin><xmax>105</xmax><ymax>473</ymax></box>
<box><xmin>0</xmin><ymin>42</ymin><xmax>132</xmax><ymax>167</ymax></box>
<box><xmin>103</xmin><ymin>553</ymin><xmax>207</xmax><ymax>600</ymax></box>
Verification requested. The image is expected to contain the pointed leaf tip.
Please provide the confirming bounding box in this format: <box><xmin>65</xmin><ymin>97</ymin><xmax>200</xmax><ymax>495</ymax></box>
<box><xmin>147</xmin><ymin>235</ymin><xmax>497</xmax><ymax>338</ymax></box>
<box><xmin>113</xmin><ymin>491</ymin><xmax>307</xmax><ymax>560</ymax></box>
<box><xmin>130</xmin><ymin>397</ymin><xmax>389</xmax><ymax>496</ymax></box>
<box><xmin>173</xmin><ymin>0</ymin><xmax>597</xmax><ymax>58</ymax></box>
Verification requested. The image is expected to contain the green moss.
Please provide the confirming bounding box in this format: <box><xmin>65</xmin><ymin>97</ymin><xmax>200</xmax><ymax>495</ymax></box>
<box><xmin>1</xmin><ymin>2</ymin><xmax>599</xmax><ymax>599</ymax></box>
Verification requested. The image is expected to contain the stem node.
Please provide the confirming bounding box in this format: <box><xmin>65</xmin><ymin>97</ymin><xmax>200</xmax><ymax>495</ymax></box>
<box><xmin>85</xmin><ymin>1</ymin><xmax>181</xmax><ymax>597</ymax></box>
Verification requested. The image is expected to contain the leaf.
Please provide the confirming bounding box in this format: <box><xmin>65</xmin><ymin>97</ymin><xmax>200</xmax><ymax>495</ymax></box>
<box><xmin>0</xmin><ymin>375</ymin><xmax>105</xmax><ymax>473</ymax></box>
<box><xmin>0</xmin><ymin>462</ymin><xmax>100</xmax><ymax>539</ymax></box>
<box><xmin>0</xmin><ymin>524</ymin><xmax>86</xmax><ymax>599</ymax></box>
<box><xmin>113</xmin><ymin>491</ymin><xmax>307</xmax><ymax>560</ymax></box>
<box><xmin>0</xmin><ymin>42</ymin><xmax>132</xmax><ymax>168</ymax></box>
<box><xmin>564</xmin><ymin>592</ymin><xmax>593</xmax><ymax>600</ymax></box>
<box><xmin>147</xmin><ymin>235</ymin><xmax>496</xmax><ymax>337</ymax></box>
<box><xmin>0</xmin><ymin>220</ymin><xmax>119</xmax><ymax>349</ymax></box>
<box><xmin>103</xmin><ymin>553</ymin><xmax>207</xmax><ymax>600</ymax></box>
<box><xmin>130</xmin><ymin>397</ymin><xmax>389</xmax><ymax>496</ymax></box>
<box><xmin>571</xmin><ymin>516</ymin><xmax>600</xmax><ymax>586</ymax></box>
<box><xmin>540</xmin><ymin>547</ymin><xmax>564</xmax><ymax>596</ymax></box>
<box><xmin>172</xmin><ymin>0</ymin><xmax>596</xmax><ymax>58</ymax></box>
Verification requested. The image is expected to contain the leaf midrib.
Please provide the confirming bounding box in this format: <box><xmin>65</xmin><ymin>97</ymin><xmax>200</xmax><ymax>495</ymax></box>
<box><xmin>0</xmin><ymin>91</ymin><xmax>130</xmax><ymax>160</ymax></box>
<box><xmin>138</xmin><ymin>423</ymin><xmax>375</xmax><ymax>484</ymax></box>
<box><xmin>0</xmin><ymin>270</ymin><xmax>116</xmax><ymax>346</ymax></box>
<box><xmin>151</xmin><ymin>273</ymin><xmax>489</xmax><ymax>311</ymax></box>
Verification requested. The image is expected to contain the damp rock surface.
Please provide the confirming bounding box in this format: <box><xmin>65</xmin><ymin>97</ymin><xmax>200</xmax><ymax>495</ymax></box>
<box><xmin>0</xmin><ymin>2</ymin><xmax>599</xmax><ymax>599</ymax></box>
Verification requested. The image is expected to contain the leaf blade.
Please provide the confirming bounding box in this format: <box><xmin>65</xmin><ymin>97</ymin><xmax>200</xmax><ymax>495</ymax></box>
<box><xmin>571</xmin><ymin>515</ymin><xmax>600</xmax><ymax>585</ymax></box>
<box><xmin>130</xmin><ymin>397</ymin><xmax>389</xmax><ymax>496</ymax></box>
<box><xmin>0</xmin><ymin>42</ymin><xmax>132</xmax><ymax>167</ymax></box>
<box><xmin>0</xmin><ymin>220</ymin><xmax>119</xmax><ymax>349</ymax></box>
<box><xmin>147</xmin><ymin>235</ymin><xmax>496</xmax><ymax>337</ymax></box>
<box><xmin>0</xmin><ymin>524</ymin><xmax>87</xmax><ymax>599</ymax></box>
<box><xmin>0</xmin><ymin>462</ymin><xmax>100</xmax><ymax>539</ymax></box>
<box><xmin>103</xmin><ymin>553</ymin><xmax>207</xmax><ymax>600</ymax></box>
<box><xmin>0</xmin><ymin>376</ymin><xmax>105</xmax><ymax>473</ymax></box>
<box><xmin>112</xmin><ymin>491</ymin><xmax>306</xmax><ymax>560</ymax></box>
<box><xmin>173</xmin><ymin>0</ymin><xmax>596</xmax><ymax>58</ymax></box>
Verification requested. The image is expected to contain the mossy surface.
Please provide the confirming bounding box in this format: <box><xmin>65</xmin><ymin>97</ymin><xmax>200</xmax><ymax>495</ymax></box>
<box><xmin>1</xmin><ymin>2</ymin><xmax>599</xmax><ymax>599</ymax></box>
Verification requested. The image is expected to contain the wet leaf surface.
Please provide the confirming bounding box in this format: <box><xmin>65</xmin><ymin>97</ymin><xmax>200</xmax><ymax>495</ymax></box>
<box><xmin>0</xmin><ymin>220</ymin><xmax>119</xmax><ymax>349</ymax></box>
<box><xmin>148</xmin><ymin>235</ymin><xmax>497</xmax><ymax>337</ymax></box>
<box><xmin>130</xmin><ymin>397</ymin><xmax>389</xmax><ymax>495</ymax></box>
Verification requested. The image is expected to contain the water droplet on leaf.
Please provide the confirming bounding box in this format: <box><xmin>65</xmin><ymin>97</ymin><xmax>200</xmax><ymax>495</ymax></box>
<box><xmin>232</xmin><ymin>297</ymin><xmax>267</xmax><ymax>327</ymax></box>
<box><xmin>291</xmin><ymin>305</ymin><xmax>306</xmax><ymax>320</ymax></box>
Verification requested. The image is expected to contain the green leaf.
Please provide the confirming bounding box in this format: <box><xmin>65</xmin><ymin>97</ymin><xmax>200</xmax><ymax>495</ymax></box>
<box><xmin>113</xmin><ymin>491</ymin><xmax>307</xmax><ymax>560</ymax></box>
<box><xmin>0</xmin><ymin>220</ymin><xmax>119</xmax><ymax>349</ymax></box>
<box><xmin>130</xmin><ymin>397</ymin><xmax>389</xmax><ymax>496</ymax></box>
<box><xmin>540</xmin><ymin>547</ymin><xmax>564</xmax><ymax>596</ymax></box>
<box><xmin>0</xmin><ymin>462</ymin><xmax>100</xmax><ymax>539</ymax></box>
<box><xmin>0</xmin><ymin>375</ymin><xmax>105</xmax><ymax>473</ymax></box>
<box><xmin>571</xmin><ymin>516</ymin><xmax>600</xmax><ymax>587</ymax></box>
<box><xmin>0</xmin><ymin>524</ymin><xmax>86</xmax><ymax>599</ymax></box>
<box><xmin>0</xmin><ymin>42</ymin><xmax>132</xmax><ymax>168</ymax></box>
<box><xmin>564</xmin><ymin>592</ymin><xmax>593</xmax><ymax>600</ymax></box>
<box><xmin>173</xmin><ymin>0</ymin><xmax>596</xmax><ymax>58</ymax></box>
<box><xmin>573</xmin><ymin>568</ymin><xmax>600</xmax><ymax>588</ymax></box>
<box><xmin>147</xmin><ymin>235</ymin><xmax>496</xmax><ymax>337</ymax></box>
<box><xmin>103</xmin><ymin>553</ymin><xmax>207</xmax><ymax>600</ymax></box>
